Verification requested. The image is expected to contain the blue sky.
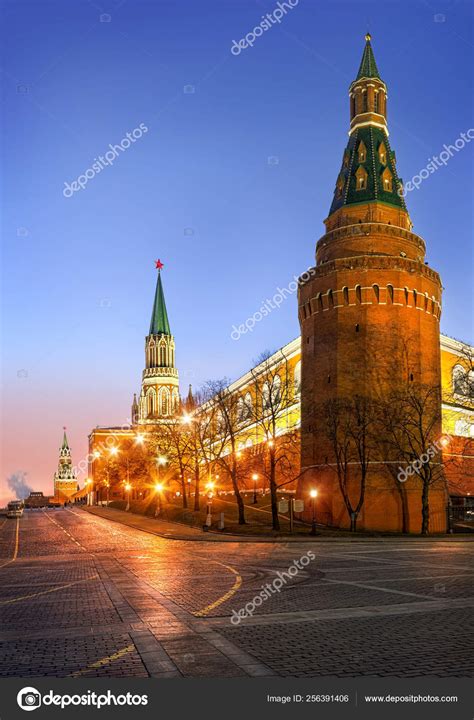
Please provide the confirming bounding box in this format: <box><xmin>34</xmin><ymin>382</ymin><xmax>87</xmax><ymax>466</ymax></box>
<box><xmin>1</xmin><ymin>0</ymin><xmax>473</xmax><ymax>498</ymax></box>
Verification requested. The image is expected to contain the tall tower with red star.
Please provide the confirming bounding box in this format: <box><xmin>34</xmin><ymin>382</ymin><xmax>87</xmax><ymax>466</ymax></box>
<box><xmin>133</xmin><ymin>261</ymin><xmax>180</xmax><ymax>424</ymax></box>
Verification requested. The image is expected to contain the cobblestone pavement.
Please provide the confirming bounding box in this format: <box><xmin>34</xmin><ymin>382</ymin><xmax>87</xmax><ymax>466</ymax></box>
<box><xmin>0</xmin><ymin>509</ymin><xmax>472</xmax><ymax>678</ymax></box>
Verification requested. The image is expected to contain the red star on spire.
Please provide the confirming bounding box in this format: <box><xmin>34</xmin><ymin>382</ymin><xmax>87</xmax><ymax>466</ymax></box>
<box><xmin>155</xmin><ymin>259</ymin><xmax>164</xmax><ymax>270</ymax></box>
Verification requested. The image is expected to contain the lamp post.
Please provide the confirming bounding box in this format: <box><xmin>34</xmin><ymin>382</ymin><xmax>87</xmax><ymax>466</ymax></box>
<box><xmin>85</xmin><ymin>478</ymin><xmax>92</xmax><ymax>506</ymax></box>
<box><xmin>252</xmin><ymin>473</ymin><xmax>259</xmax><ymax>504</ymax></box>
<box><xmin>310</xmin><ymin>489</ymin><xmax>318</xmax><ymax>536</ymax></box>
<box><xmin>125</xmin><ymin>482</ymin><xmax>132</xmax><ymax>511</ymax></box>
<box><xmin>91</xmin><ymin>450</ymin><xmax>101</xmax><ymax>505</ymax></box>
<box><xmin>154</xmin><ymin>483</ymin><xmax>164</xmax><ymax>517</ymax></box>
<box><xmin>204</xmin><ymin>480</ymin><xmax>215</xmax><ymax>528</ymax></box>
<box><xmin>154</xmin><ymin>456</ymin><xmax>167</xmax><ymax>516</ymax></box>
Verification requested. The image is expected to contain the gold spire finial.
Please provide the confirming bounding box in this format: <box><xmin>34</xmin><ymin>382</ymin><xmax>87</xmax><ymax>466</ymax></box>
<box><xmin>365</xmin><ymin>32</ymin><xmax>372</xmax><ymax>42</ymax></box>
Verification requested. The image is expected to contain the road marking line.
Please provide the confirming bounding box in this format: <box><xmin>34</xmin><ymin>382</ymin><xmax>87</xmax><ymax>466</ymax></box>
<box><xmin>0</xmin><ymin>517</ymin><xmax>19</xmax><ymax>569</ymax></box>
<box><xmin>322</xmin><ymin>577</ymin><xmax>438</xmax><ymax>601</ymax></box>
<box><xmin>194</xmin><ymin>562</ymin><xmax>242</xmax><ymax>617</ymax></box>
<box><xmin>69</xmin><ymin>644</ymin><xmax>135</xmax><ymax>677</ymax></box>
<box><xmin>41</xmin><ymin>510</ymin><xmax>87</xmax><ymax>551</ymax></box>
<box><xmin>0</xmin><ymin>575</ymin><xmax>98</xmax><ymax>606</ymax></box>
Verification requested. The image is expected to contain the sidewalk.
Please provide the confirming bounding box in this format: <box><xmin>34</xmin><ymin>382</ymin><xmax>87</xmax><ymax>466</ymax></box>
<box><xmin>81</xmin><ymin>506</ymin><xmax>472</xmax><ymax>543</ymax></box>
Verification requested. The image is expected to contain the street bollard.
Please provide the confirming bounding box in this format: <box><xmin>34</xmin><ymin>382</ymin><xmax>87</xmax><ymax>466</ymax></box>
<box><xmin>218</xmin><ymin>512</ymin><xmax>225</xmax><ymax>530</ymax></box>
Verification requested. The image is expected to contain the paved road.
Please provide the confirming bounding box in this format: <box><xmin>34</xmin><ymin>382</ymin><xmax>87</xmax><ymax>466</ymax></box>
<box><xmin>0</xmin><ymin>509</ymin><xmax>473</xmax><ymax>678</ymax></box>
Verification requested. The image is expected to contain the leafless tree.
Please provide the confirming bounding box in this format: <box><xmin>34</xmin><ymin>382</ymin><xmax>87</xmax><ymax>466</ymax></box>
<box><xmin>203</xmin><ymin>379</ymin><xmax>248</xmax><ymax>525</ymax></box>
<box><xmin>317</xmin><ymin>394</ymin><xmax>376</xmax><ymax>531</ymax></box>
<box><xmin>380</xmin><ymin>383</ymin><xmax>444</xmax><ymax>535</ymax></box>
<box><xmin>249</xmin><ymin>351</ymin><xmax>300</xmax><ymax>531</ymax></box>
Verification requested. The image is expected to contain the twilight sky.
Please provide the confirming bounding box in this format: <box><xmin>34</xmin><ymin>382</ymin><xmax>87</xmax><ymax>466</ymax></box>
<box><xmin>1</xmin><ymin>0</ymin><xmax>473</xmax><ymax>503</ymax></box>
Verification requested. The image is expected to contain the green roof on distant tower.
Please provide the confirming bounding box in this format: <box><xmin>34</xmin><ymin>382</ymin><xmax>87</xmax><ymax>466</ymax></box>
<box><xmin>355</xmin><ymin>33</ymin><xmax>381</xmax><ymax>81</ymax></box>
<box><xmin>149</xmin><ymin>261</ymin><xmax>171</xmax><ymax>336</ymax></box>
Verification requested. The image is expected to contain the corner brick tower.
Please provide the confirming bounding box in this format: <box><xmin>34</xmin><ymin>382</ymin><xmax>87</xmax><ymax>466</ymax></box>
<box><xmin>297</xmin><ymin>35</ymin><xmax>444</xmax><ymax>532</ymax></box>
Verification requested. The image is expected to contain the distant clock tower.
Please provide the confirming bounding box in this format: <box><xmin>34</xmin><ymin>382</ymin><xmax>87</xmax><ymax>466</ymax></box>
<box><xmin>53</xmin><ymin>429</ymin><xmax>78</xmax><ymax>501</ymax></box>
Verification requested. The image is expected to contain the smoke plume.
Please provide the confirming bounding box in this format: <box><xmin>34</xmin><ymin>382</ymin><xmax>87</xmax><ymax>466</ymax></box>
<box><xmin>7</xmin><ymin>471</ymin><xmax>32</xmax><ymax>500</ymax></box>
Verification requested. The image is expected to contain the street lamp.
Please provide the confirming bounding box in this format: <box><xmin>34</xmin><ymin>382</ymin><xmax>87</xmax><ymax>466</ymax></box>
<box><xmin>125</xmin><ymin>482</ymin><xmax>132</xmax><ymax>511</ymax></box>
<box><xmin>205</xmin><ymin>480</ymin><xmax>215</xmax><ymax>493</ymax></box>
<box><xmin>135</xmin><ymin>434</ymin><xmax>145</xmax><ymax>445</ymax></box>
<box><xmin>154</xmin><ymin>482</ymin><xmax>164</xmax><ymax>517</ymax></box>
<box><xmin>85</xmin><ymin>477</ymin><xmax>92</xmax><ymax>505</ymax></box>
<box><xmin>252</xmin><ymin>473</ymin><xmax>259</xmax><ymax>504</ymax></box>
<box><xmin>309</xmin><ymin>488</ymin><xmax>318</xmax><ymax>536</ymax></box>
<box><xmin>181</xmin><ymin>413</ymin><xmax>192</xmax><ymax>425</ymax></box>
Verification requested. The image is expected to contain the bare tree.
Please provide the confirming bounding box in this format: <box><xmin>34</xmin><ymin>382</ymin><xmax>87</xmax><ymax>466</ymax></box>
<box><xmin>381</xmin><ymin>383</ymin><xmax>444</xmax><ymax>535</ymax></box>
<box><xmin>317</xmin><ymin>394</ymin><xmax>376</xmax><ymax>531</ymax></box>
<box><xmin>204</xmin><ymin>379</ymin><xmax>248</xmax><ymax>525</ymax></box>
<box><xmin>249</xmin><ymin>351</ymin><xmax>300</xmax><ymax>531</ymax></box>
<box><xmin>149</xmin><ymin>417</ymin><xmax>192</xmax><ymax>508</ymax></box>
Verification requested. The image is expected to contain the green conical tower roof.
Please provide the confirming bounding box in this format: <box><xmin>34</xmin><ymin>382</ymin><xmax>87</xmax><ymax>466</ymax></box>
<box><xmin>328</xmin><ymin>35</ymin><xmax>407</xmax><ymax>217</ymax></box>
<box><xmin>149</xmin><ymin>263</ymin><xmax>171</xmax><ymax>336</ymax></box>
<box><xmin>356</xmin><ymin>33</ymin><xmax>381</xmax><ymax>80</ymax></box>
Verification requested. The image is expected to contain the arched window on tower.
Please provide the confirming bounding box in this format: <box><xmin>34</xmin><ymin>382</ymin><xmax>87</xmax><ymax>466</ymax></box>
<box><xmin>159</xmin><ymin>388</ymin><xmax>170</xmax><ymax>416</ymax></box>
<box><xmin>373</xmin><ymin>284</ymin><xmax>380</xmax><ymax>303</ymax></box>
<box><xmin>357</xmin><ymin>140</ymin><xmax>367</xmax><ymax>163</ymax></box>
<box><xmin>350</xmin><ymin>95</ymin><xmax>355</xmax><ymax>118</ymax></box>
<box><xmin>387</xmin><ymin>284</ymin><xmax>394</xmax><ymax>304</ymax></box>
<box><xmin>413</xmin><ymin>289</ymin><xmax>418</xmax><ymax>308</ymax></box>
<box><xmin>355</xmin><ymin>285</ymin><xmax>362</xmax><ymax>304</ymax></box>
<box><xmin>317</xmin><ymin>293</ymin><xmax>323</xmax><ymax>311</ymax></box>
<box><xmin>404</xmin><ymin>287</ymin><xmax>409</xmax><ymax>305</ymax></box>
<box><xmin>382</xmin><ymin>167</ymin><xmax>393</xmax><ymax>192</ymax></box>
<box><xmin>362</xmin><ymin>91</ymin><xmax>368</xmax><ymax>112</ymax></box>
<box><xmin>159</xmin><ymin>344</ymin><xmax>166</xmax><ymax>366</ymax></box>
<box><xmin>172</xmin><ymin>389</ymin><xmax>179</xmax><ymax>413</ymax></box>
<box><xmin>374</xmin><ymin>91</ymin><xmax>379</xmax><ymax>113</ymax></box>
<box><xmin>336</xmin><ymin>174</ymin><xmax>344</xmax><ymax>198</ymax></box>
<box><xmin>355</xmin><ymin>165</ymin><xmax>368</xmax><ymax>191</ymax></box>
<box><xmin>147</xmin><ymin>388</ymin><xmax>156</xmax><ymax>417</ymax></box>
<box><xmin>328</xmin><ymin>289</ymin><xmax>334</xmax><ymax>308</ymax></box>
<box><xmin>378</xmin><ymin>141</ymin><xmax>387</xmax><ymax>165</ymax></box>
<box><xmin>343</xmin><ymin>286</ymin><xmax>349</xmax><ymax>305</ymax></box>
